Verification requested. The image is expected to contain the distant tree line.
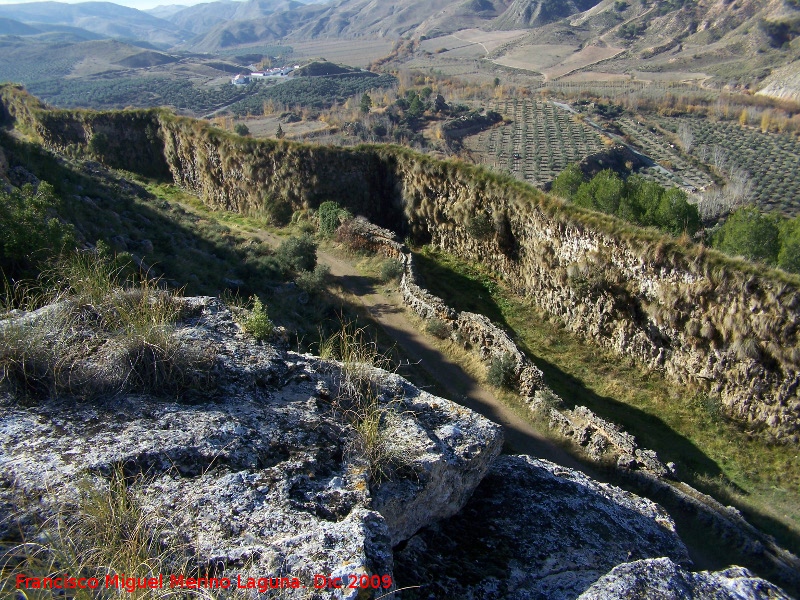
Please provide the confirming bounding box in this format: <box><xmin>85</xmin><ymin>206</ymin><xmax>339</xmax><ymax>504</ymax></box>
<box><xmin>228</xmin><ymin>74</ymin><xmax>398</xmax><ymax>116</ymax></box>
<box><xmin>552</xmin><ymin>165</ymin><xmax>702</xmax><ymax>236</ymax></box>
<box><xmin>553</xmin><ymin>164</ymin><xmax>800</xmax><ymax>274</ymax></box>
<box><xmin>28</xmin><ymin>77</ymin><xmax>247</xmax><ymax>113</ymax></box>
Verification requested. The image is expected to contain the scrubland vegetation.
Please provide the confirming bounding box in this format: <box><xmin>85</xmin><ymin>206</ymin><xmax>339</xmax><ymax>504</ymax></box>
<box><xmin>3</xmin><ymin>76</ymin><xmax>800</xmax><ymax>584</ymax></box>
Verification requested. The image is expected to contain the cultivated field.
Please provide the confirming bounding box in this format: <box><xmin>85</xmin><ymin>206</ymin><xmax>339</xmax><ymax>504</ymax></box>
<box><xmin>617</xmin><ymin>117</ymin><xmax>714</xmax><ymax>191</ymax></box>
<box><xmin>542</xmin><ymin>44</ymin><xmax>625</xmax><ymax>80</ymax></box>
<box><xmin>491</xmin><ymin>42</ymin><xmax>624</xmax><ymax>80</ymax></box>
<box><xmin>234</xmin><ymin>115</ymin><xmax>332</xmax><ymax>139</ymax></box>
<box><xmin>492</xmin><ymin>44</ymin><xmax>578</xmax><ymax>74</ymax></box>
<box><xmin>420</xmin><ymin>28</ymin><xmax>528</xmax><ymax>56</ymax></box>
<box><xmin>287</xmin><ymin>38</ymin><xmax>395</xmax><ymax>68</ymax></box>
<box><xmin>663</xmin><ymin>118</ymin><xmax>800</xmax><ymax>216</ymax></box>
<box><xmin>463</xmin><ymin>99</ymin><xmax>606</xmax><ymax>186</ymax></box>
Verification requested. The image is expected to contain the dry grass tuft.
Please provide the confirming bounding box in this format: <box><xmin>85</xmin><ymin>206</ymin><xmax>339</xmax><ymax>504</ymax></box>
<box><xmin>0</xmin><ymin>250</ymin><xmax>214</xmax><ymax>400</ymax></box>
<box><xmin>320</xmin><ymin>322</ymin><xmax>415</xmax><ymax>484</ymax></box>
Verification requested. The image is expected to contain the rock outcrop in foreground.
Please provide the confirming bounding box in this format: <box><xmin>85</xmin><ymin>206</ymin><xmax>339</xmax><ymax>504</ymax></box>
<box><xmin>395</xmin><ymin>455</ymin><xmax>792</xmax><ymax>600</ymax></box>
<box><xmin>579</xmin><ymin>557</ymin><xmax>791</xmax><ymax>600</ymax></box>
<box><xmin>0</xmin><ymin>297</ymin><xmax>502</xmax><ymax>599</ymax></box>
<box><xmin>0</xmin><ymin>297</ymin><xmax>793</xmax><ymax>599</ymax></box>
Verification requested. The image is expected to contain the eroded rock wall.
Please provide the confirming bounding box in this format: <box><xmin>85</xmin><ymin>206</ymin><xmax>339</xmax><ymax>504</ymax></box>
<box><xmin>3</xmin><ymin>85</ymin><xmax>798</xmax><ymax>441</ymax></box>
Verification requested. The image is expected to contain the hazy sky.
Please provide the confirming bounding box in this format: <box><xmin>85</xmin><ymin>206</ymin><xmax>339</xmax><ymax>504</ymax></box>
<box><xmin>0</xmin><ymin>0</ymin><xmax>219</xmax><ymax>11</ymax></box>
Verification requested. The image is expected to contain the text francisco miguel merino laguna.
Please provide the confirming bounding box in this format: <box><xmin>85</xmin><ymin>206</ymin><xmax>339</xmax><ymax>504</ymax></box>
<box><xmin>15</xmin><ymin>572</ymin><xmax>395</xmax><ymax>593</ymax></box>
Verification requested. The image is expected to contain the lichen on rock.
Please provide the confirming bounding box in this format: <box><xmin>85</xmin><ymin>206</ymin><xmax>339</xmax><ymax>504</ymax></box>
<box><xmin>0</xmin><ymin>297</ymin><xmax>502</xmax><ymax>598</ymax></box>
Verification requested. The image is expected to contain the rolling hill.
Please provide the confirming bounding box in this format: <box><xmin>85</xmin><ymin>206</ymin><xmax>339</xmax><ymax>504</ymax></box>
<box><xmin>0</xmin><ymin>1</ymin><xmax>192</xmax><ymax>47</ymax></box>
<box><xmin>492</xmin><ymin>0</ymin><xmax>602</xmax><ymax>29</ymax></box>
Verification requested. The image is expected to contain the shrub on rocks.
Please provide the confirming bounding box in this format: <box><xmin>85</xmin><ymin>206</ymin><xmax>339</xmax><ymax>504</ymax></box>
<box><xmin>380</xmin><ymin>259</ymin><xmax>404</xmax><ymax>283</ymax></box>
<box><xmin>487</xmin><ymin>352</ymin><xmax>517</xmax><ymax>390</ymax></box>
<box><xmin>241</xmin><ymin>295</ymin><xmax>274</xmax><ymax>341</ymax></box>
<box><xmin>425</xmin><ymin>317</ymin><xmax>451</xmax><ymax>339</ymax></box>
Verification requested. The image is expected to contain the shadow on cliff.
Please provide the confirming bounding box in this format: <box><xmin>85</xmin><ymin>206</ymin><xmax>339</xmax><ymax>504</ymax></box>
<box><xmin>0</xmin><ymin>133</ymin><xmax>367</xmax><ymax>346</ymax></box>
<box><xmin>409</xmin><ymin>238</ymin><xmax>800</xmax><ymax>562</ymax></box>
<box><xmin>412</xmin><ymin>251</ymin><xmax>511</xmax><ymax>329</ymax></box>
<box><xmin>520</xmin><ymin>342</ymin><xmax>800</xmax><ymax>564</ymax></box>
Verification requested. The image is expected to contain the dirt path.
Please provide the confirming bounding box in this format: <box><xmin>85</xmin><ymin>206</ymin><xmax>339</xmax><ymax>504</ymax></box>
<box><xmin>251</xmin><ymin>228</ymin><xmax>587</xmax><ymax>470</ymax></box>
<box><xmin>451</xmin><ymin>33</ymin><xmax>490</xmax><ymax>56</ymax></box>
<box><xmin>326</xmin><ymin>250</ymin><xmax>587</xmax><ymax>466</ymax></box>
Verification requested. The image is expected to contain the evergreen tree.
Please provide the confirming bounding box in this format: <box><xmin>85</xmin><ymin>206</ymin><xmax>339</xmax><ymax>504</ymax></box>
<box><xmin>360</xmin><ymin>93</ymin><xmax>372</xmax><ymax>114</ymax></box>
<box><xmin>713</xmin><ymin>206</ymin><xmax>780</xmax><ymax>264</ymax></box>
<box><xmin>551</xmin><ymin>164</ymin><xmax>585</xmax><ymax>199</ymax></box>
<box><xmin>0</xmin><ymin>182</ymin><xmax>74</xmax><ymax>280</ymax></box>
<box><xmin>778</xmin><ymin>217</ymin><xmax>800</xmax><ymax>274</ymax></box>
<box><xmin>653</xmin><ymin>188</ymin><xmax>701</xmax><ymax>236</ymax></box>
<box><xmin>574</xmin><ymin>170</ymin><xmax>624</xmax><ymax>214</ymax></box>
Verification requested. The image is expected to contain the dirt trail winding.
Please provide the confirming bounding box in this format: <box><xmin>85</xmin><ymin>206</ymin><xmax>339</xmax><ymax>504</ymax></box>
<box><xmin>276</xmin><ymin>233</ymin><xmax>587</xmax><ymax>470</ymax></box>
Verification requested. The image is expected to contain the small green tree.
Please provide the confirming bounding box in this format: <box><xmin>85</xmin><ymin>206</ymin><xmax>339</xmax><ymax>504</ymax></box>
<box><xmin>360</xmin><ymin>93</ymin><xmax>372</xmax><ymax>114</ymax></box>
<box><xmin>551</xmin><ymin>164</ymin><xmax>585</xmax><ymax>199</ymax></box>
<box><xmin>574</xmin><ymin>170</ymin><xmax>624</xmax><ymax>214</ymax></box>
<box><xmin>317</xmin><ymin>201</ymin><xmax>351</xmax><ymax>237</ymax></box>
<box><xmin>379</xmin><ymin>259</ymin><xmax>404</xmax><ymax>282</ymax></box>
<box><xmin>295</xmin><ymin>264</ymin><xmax>330</xmax><ymax>296</ymax></box>
<box><xmin>0</xmin><ymin>182</ymin><xmax>74</xmax><ymax>280</ymax></box>
<box><xmin>778</xmin><ymin>217</ymin><xmax>800</xmax><ymax>274</ymax></box>
<box><xmin>652</xmin><ymin>188</ymin><xmax>701</xmax><ymax>236</ymax></box>
<box><xmin>466</xmin><ymin>213</ymin><xmax>494</xmax><ymax>240</ymax></box>
<box><xmin>88</xmin><ymin>132</ymin><xmax>109</xmax><ymax>158</ymax></box>
<box><xmin>275</xmin><ymin>234</ymin><xmax>317</xmax><ymax>274</ymax></box>
<box><xmin>276</xmin><ymin>124</ymin><xmax>285</xmax><ymax>139</ymax></box>
<box><xmin>625</xmin><ymin>175</ymin><xmax>663</xmax><ymax>226</ymax></box>
<box><xmin>713</xmin><ymin>206</ymin><xmax>780</xmax><ymax>264</ymax></box>
<box><xmin>407</xmin><ymin>93</ymin><xmax>425</xmax><ymax>120</ymax></box>
<box><xmin>434</xmin><ymin>93</ymin><xmax>447</xmax><ymax>113</ymax></box>
<box><xmin>234</xmin><ymin>123</ymin><xmax>250</xmax><ymax>136</ymax></box>
<box><xmin>242</xmin><ymin>296</ymin><xmax>273</xmax><ymax>341</ymax></box>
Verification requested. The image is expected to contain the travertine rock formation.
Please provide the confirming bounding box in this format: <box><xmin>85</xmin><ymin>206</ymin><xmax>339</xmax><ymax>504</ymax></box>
<box><xmin>394</xmin><ymin>455</ymin><xmax>691</xmax><ymax>599</ymax></box>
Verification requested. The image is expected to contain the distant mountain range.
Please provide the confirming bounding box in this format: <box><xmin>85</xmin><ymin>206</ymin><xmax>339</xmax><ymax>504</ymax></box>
<box><xmin>0</xmin><ymin>0</ymin><xmax>799</xmax><ymax>100</ymax></box>
<box><xmin>0</xmin><ymin>1</ymin><xmax>192</xmax><ymax>46</ymax></box>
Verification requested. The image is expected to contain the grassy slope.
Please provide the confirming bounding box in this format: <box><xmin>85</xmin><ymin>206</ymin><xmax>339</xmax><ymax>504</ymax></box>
<box><xmin>414</xmin><ymin>245</ymin><xmax>800</xmax><ymax>556</ymax></box>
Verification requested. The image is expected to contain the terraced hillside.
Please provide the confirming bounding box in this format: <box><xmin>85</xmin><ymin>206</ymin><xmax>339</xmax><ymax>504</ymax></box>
<box><xmin>463</xmin><ymin>99</ymin><xmax>606</xmax><ymax>185</ymax></box>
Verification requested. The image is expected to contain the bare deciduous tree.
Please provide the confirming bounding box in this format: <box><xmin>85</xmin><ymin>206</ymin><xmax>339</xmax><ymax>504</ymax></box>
<box><xmin>725</xmin><ymin>166</ymin><xmax>754</xmax><ymax>208</ymax></box>
<box><xmin>677</xmin><ymin>122</ymin><xmax>694</xmax><ymax>153</ymax></box>
<box><xmin>712</xmin><ymin>145</ymin><xmax>727</xmax><ymax>172</ymax></box>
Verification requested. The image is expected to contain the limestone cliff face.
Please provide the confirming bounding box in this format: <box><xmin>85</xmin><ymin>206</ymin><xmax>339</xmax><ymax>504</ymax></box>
<box><xmin>2</xmin><ymin>85</ymin><xmax>798</xmax><ymax>442</ymax></box>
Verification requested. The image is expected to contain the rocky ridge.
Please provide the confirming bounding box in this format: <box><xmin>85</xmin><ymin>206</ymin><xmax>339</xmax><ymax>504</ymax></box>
<box><xmin>0</xmin><ymin>296</ymin><xmax>503</xmax><ymax>599</ymax></box>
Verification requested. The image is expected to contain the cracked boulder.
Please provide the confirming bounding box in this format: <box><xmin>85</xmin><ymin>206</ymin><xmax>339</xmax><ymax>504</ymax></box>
<box><xmin>394</xmin><ymin>455</ymin><xmax>690</xmax><ymax>599</ymax></box>
<box><xmin>578</xmin><ymin>557</ymin><xmax>792</xmax><ymax>600</ymax></box>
